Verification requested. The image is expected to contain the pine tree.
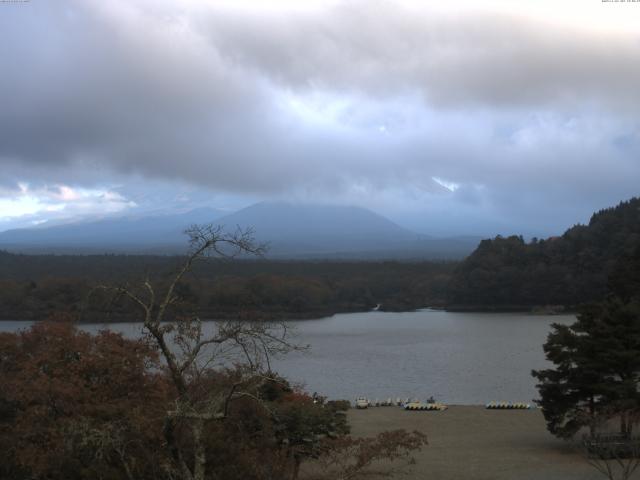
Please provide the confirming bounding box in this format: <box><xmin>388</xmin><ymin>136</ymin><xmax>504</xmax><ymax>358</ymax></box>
<box><xmin>532</xmin><ymin>316</ymin><xmax>603</xmax><ymax>438</ymax></box>
<box><xmin>533</xmin><ymin>297</ymin><xmax>640</xmax><ymax>438</ymax></box>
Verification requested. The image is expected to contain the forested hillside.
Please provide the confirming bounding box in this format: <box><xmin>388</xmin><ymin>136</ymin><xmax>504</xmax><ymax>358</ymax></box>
<box><xmin>3</xmin><ymin>197</ymin><xmax>638</xmax><ymax>319</ymax></box>
<box><xmin>0</xmin><ymin>253</ymin><xmax>454</xmax><ymax>321</ymax></box>
<box><xmin>447</xmin><ymin>197</ymin><xmax>640</xmax><ymax>310</ymax></box>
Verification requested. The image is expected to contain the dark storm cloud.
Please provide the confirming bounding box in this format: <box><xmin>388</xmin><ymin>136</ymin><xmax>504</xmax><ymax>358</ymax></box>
<box><xmin>0</xmin><ymin>0</ymin><xmax>639</xmax><ymax>234</ymax></box>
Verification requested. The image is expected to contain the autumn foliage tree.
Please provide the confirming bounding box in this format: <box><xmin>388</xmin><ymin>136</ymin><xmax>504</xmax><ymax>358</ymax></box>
<box><xmin>0</xmin><ymin>319</ymin><xmax>426</xmax><ymax>480</ymax></box>
<box><xmin>0</xmin><ymin>316</ymin><xmax>169</xmax><ymax>480</ymax></box>
<box><xmin>1</xmin><ymin>225</ymin><xmax>427</xmax><ymax>480</ymax></box>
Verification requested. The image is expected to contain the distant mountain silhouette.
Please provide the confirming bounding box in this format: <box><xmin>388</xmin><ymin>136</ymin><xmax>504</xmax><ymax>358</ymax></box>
<box><xmin>0</xmin><ymin>208</ymin><xmax>225</xmax><ymax>253</ymax></box>
<box><xmin>215</xmin><ymin>202</ymin><xmax>416</xmax><ymax>253</ymax></box>
<box><xmin>211</xmin><ymin>202</ymin><xmax>479</xmax><ymax>259</ymax></box>
<box><xmin>0</xmin><ymin>202</ymin><xmax>480</xmax><ymax>259</ymax></box>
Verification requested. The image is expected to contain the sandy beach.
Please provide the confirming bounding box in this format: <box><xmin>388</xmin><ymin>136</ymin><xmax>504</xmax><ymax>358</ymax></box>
<box><xmin>347</xmin><ymin>406</ymin><xmax>606</xmax><ymax>480</ymax></box>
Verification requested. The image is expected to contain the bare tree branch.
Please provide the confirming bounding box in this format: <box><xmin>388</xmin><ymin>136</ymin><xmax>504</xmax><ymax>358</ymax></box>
<box><xmin>92</xmin><ymin>223</ymin><xmax>300</xmax><ymax>480</ymax></box>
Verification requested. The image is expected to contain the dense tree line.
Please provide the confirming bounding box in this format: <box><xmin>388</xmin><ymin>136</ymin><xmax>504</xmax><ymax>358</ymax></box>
<box><xmin>532</xmin><ymin>245</ymin><xmax>640</xmax><ymax>442</ymax></box>
<box><xmin>447</xmin><ymin>197</ymin><xmax>640</xmax><ymax>309</ymax></box>
<box><xmin>4</xmin><ymin>197</ymin><xmax>638</xmax><ymax>318</ymax></box>
<box><xmin>0</xmin><ymin>253</ymin><xmax>454</xmax><ymax>321</ymax></box>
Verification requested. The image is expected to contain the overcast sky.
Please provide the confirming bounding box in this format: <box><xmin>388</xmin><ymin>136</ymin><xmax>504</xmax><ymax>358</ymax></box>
<box><xmin>1</xmin><ymin>0</ymin><xmax>639</xmax><ymax>236</ymax></box>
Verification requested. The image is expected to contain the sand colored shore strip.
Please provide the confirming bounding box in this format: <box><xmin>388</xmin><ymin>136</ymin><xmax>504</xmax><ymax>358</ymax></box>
<box><xmin>347</xmin><ymin>406</ymin><xmax>605</xmax><ymax>480</ymax></box>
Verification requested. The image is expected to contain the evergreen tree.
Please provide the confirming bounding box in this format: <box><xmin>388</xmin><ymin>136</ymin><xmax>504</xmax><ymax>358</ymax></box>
<box><xmin>533</xmin><ymin>296</ymin><xmax>640</xmax><ymax>438</ymax></box>
<box><xmin>449</xmin><ymin>196</ymin><xmax>640</xmax><ymax>308</ymax></box>
<box><xmin>608</xmin><ymin>245</ymin><xmax>640</xmax><ymax>303</ymax></box>
<box><xmin>532</xmin><ymin>316</ymin><xmax>603</xmax><ymax>438</ymax></box>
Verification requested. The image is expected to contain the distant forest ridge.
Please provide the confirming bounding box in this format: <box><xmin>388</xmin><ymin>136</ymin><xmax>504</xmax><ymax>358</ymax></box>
<box><xmin>447</xmin><ymin>197</ymin><xmax>640</xmax><ymax>310</ymax></box>
<box><xmin>1</xmin><ymin>196</ymin><xmax>638</xmax><ymax>321</ymax></box>
<box><xmin>0</xmin><ymin>254</ymin><xmax>454</xmax><ymax>321</ymax></box>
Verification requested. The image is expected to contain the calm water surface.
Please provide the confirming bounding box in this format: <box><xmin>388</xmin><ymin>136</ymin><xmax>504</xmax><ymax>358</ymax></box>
<box><xmin>1</xmin><ymin>309</ymin><xmax>574</xmax><ymax>405</ymax></box>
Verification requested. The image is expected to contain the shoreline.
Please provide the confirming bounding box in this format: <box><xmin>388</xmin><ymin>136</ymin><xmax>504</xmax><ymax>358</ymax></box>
<box><xmin>0</xmin><ymin>304</ymin><xmax>576</xmax><ymax>323</ymax></box>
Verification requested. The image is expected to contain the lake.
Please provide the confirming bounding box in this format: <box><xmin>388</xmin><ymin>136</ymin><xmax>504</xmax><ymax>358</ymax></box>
<box><xmin>0</xmin><ymin>309</ymin><xmax>574</xmax><ymax>405</ymax></box>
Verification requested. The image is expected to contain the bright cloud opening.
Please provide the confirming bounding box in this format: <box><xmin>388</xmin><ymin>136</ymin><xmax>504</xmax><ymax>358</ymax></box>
<box><xmin>0</xmin><ymin>184</ymin><xmax>137</xmax><ymax>228</ymax></box>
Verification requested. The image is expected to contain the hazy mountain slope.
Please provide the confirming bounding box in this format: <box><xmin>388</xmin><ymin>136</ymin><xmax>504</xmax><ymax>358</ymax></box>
<box><xmin>215</xmin><ymin>202</ymin><xmax>420</xmax><ymax>254</ymax></box>
<box><xmin>0</xmin><ymin>208</ymin><xmax>225</xmax><ymax>251</ymax></box>
<box><xmin>214</xmin><ymin>202</ymin><xmax>480</xmax><ymax>259</ymax></box>
<box><xmin>0</xmin><ymin>202</ymin><xmax>480</xmax><ymax>258</ymax></box>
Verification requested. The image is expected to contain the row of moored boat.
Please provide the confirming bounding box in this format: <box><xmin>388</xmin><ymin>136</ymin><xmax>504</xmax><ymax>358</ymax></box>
<box><xmin>404</xmin><ymin>402</ymin><xmax>448</xmax><ymax>411</ymax></box>
<box><xmin>354</xmin><ymin>397</ymin><xmax>534</xmax><ymax>411</ymax></box>
<box><xmin>485</xmin><ymin>402</ymin><xmax>532</xmax><ymax>409</ymax></box>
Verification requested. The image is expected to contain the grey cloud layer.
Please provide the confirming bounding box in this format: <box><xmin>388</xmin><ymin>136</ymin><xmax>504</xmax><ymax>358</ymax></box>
<box><xmin>203</xmin><ymin>2</ymin><xmax>640</xmax><ymax>109</ymax></box>
<box><xmin>0</xmin><ymin>0</ymin><xmax>638</xmax><ymax>234</ymax></box>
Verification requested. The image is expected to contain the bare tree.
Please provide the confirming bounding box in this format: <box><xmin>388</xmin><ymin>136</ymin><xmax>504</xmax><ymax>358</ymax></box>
<box><xmin>97</xmin><ymin>225</ymin><xmax>302</xmax><ymax>480</ymax></box>
<box><xmin>90</xmin><ymin>224</ymin><xmax>430</xmax><ymax>480</ymax></box>
<box><xmin>579</xmin><ymin>409</ymin><xmax>640</xmax><ymax>480</ymax></box>
<box><xmin>305</xmin><ymin>429</ymin><xmax>428</xmax><ymax>480</ymax></box>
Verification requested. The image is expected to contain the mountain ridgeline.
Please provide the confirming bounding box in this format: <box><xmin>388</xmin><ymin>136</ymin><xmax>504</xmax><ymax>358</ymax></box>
<box><xmin>0</xmin><ymin>208</ymin><xmax>226</xmax><ymax>253</ymax></box>
<box><xmin>447</xmin><ymin>197</ymin><xmax>640</xmax><ymax>310</ymax></box>
<box><xmin>0</xmin><ymin>202</ymin><xmax>480</xmax><ymax>259</ymax></box>
<box><xmin>1</xmin><ymin>198</ymin><xmax>638</xmax><ymax>320</ymax></box>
